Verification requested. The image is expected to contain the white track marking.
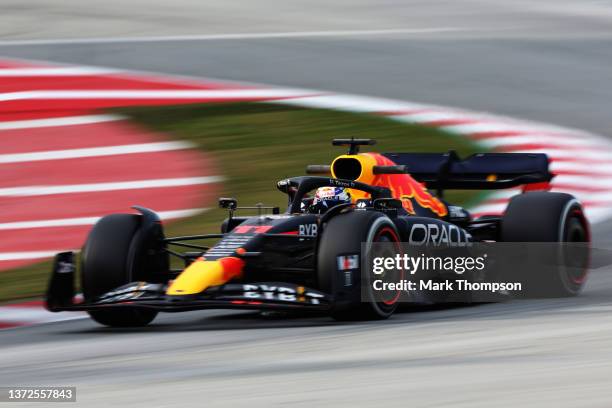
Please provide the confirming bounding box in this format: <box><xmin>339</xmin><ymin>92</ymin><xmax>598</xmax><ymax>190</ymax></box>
<box><xmin>442</xmin><ymin>122</ymin><xmax>567</xmax><ymax>135</ymax></box>
<box><xmin>474</xmin><ymin>134</ymin><xmax>610</xmax><ymax>149</ymax></box>
<box><xmin>282</xmin><ymin>94</ymin><xmax>433</xmax><ymax>113</ymax></box>
<box><xmin>550</xmin><ymin>161</ymin><xmax>612</xmax><ymax>173</ymax></box>
<box><xmin>0</xmin><ymin>176</ymin><xmax>223</xmax><ymax>197</ymax></box>
<box><xmin>471</xmin><ymin>203</ymin><xmax>610</xmax><ymax>223</ymax></box>
<box><xmin>0</xmin><ymin>141</ymin><xmax>193</xmax><ymax>164</ymax></box>
<box><xmin>0</xmin><ymin>307</ymin><xmax>76</xmax><ymax>323</ymax></box>
<box><xmin>0</xmin><ymin>208</ymin><xmax>207</xmax><ymax>230</ymax></box>
<box><xmin>483</xmin><ymin>189</ymin><xmax>612</xmax><ymax>203</ymax></box>
<box><xmin>0</xmin><ymin>114</ymin><xmax>124</xmax><ymax>130</ymax></box>
<box><xmin>0</xmin><ymin>307</ymin><xmax>85</xmax><ymax>325</ymax></box>
<box><xmin>0</xmin><ymin>67</ymin><xmax>118</xmax><ymax>76</ymax></box>
<box><xmin>555</xmin><ymin>190</ymin><xmax>612</xmax><ymax>200</ymax></box>
<box><xmin>0</xmin><ymin>250</ymin><xmax>71</xmax><ymax>261</ymax></box>
<box><xmin>0</xmin><ymin>27</ymin><xmax>468</xmax><ymax>46</ymax></box>
<box><xmin>511</xmin><ymin>148</ymin><xmax>612</xmax><ymax>161</ymax></box>
<box><xmin>552</xmin><ymin>175</ymin><xmax>612</xmax><ymax>188</ymax></box>
<box><xmin>0</xmin><ymin>89</ymin><xmax>319</xmax><ymax>101</ymax></box>
<box><xmin>390</xmin><ymin>111</ymin><xmax>477</xmax><ymax>123</ymax></box>
<box><xmin>582</xmin><ymin>208</ymin><xmax>612</xmax><ymax>223</ymax></box>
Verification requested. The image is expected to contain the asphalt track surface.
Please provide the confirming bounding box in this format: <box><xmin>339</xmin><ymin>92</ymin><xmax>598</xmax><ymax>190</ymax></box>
<box><xmin>2</xmin><ymin>1</ymin><xmax>612</xmax><ymax>406</ymax></box>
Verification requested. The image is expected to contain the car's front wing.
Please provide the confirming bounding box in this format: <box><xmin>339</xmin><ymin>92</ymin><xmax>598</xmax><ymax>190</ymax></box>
<box><xmin>45</xmin><ymin>253</ymin><xmax>331</xmax><ymax>313</ymax></box>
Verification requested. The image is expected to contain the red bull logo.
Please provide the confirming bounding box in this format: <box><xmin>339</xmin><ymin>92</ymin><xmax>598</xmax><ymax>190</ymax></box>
<box><xmin>331</xmin><ymin>152</ymin><xmax>448</xmax><ymax>217</ymax></box>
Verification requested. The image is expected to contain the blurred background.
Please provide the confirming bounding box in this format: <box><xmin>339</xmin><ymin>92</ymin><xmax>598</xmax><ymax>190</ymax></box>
<box><xmin>2</xmin><ymin>1</ymin><xmax>612</xmax><ymax>406</ymax></box>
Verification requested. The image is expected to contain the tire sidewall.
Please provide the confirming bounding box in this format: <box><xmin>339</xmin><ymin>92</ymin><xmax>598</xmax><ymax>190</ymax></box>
<box><xmin>81</xmin><ymin>213</ymin><xmax>159</xmax><ymax>326</ymax></box>
<box><xmin>502</xmin><ymin>192</ymin><xmax>590</xmax><ymax>296</ymax></box>
<box><xmin>317</xmin><ymin>210</ymin><xmax>401</xmax><ymax>319</ymax></box>
<box><xmin>81</xmin><ymin>214</ymin><xmax>142</xmax><ymax>300</ymax></box>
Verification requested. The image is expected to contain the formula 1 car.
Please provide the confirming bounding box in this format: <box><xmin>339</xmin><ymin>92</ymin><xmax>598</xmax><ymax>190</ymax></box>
<box><xmin>45</xmin><ymin>139</ymin><xmax>590</xmax><ymax>326</ymax></box>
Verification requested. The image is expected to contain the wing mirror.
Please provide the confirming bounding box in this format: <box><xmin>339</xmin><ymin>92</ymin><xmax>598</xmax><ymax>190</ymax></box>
<box><xmin>218</xmin><ymin>197</ymin><xmax>238</xmax><ymax>210</ymax></box>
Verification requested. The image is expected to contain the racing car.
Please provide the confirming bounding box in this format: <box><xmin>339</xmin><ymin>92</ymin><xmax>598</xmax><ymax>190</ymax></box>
<box><xmin>45</xmin><ymin>138</ymin><xmax>590</xmax><ymax>326</ymax></box>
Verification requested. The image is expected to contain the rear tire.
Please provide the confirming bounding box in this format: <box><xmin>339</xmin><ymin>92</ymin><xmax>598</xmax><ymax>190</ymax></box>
<box><xmin>81</xmin><ymin>214</ymin><xmax>158</xmax><ymax>327</ymax></box>
<box><xmin>317</xmin><ymin>211</ymin><xmax>402</xmax><ymax>320</ymax></box>
<box><xmin>501</xmin><ymin>192</ymin><xmax>590</xmax><ymax>296</ymax></box>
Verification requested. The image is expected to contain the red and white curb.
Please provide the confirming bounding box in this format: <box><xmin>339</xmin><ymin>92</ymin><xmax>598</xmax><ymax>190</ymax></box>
<box><xmin>1</xmin><ymin>57</ymin><xmax>612</xmax><ymax>329</ymax></box>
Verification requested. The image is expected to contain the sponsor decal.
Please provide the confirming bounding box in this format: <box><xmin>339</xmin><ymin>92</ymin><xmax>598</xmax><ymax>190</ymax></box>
<box><xmin>242</xmin><ymin>284</ymin><xmax>324</xmax><ymax>304</ymax></box>
<box><xmin>56</xmin><ymin>261</ymin><xmax>74</xmax><ymax>274</ymax></box>
<box><xmin>344</xmin><ymin>270</ymin><xmax>353</xmax><ymax>287</ymax></box>
<box><xmin>448</xmin><ymin>205</ymin><xmax>469</xmax><ymax>220</ymax></box>
<box><xmin>205</xmin><ymin>236</ymin><xmax>251</xmax><ymax>258</ymax></box>
<box><xmin>330</xmin><ymin>178</ymin><xmax>355</xmax><ymax>188</ymax></box>
<box><xmin>337</xmin><ymin>254</ymin><xmax>359</xmax><ymax>270</ymax></box>
<box><xmin>98</xmin><ymin>282</ymin><xmax>161</xmax><ymax>303</ymax></box>
<box><xmin>408</xmin><ymin>223</ymin><xmax>472</xmax><ymax>247</ymax></box>
<box><xmin>299</xmin><ymin>223</ymin><xmax>318</xmax><ymax>236</ymax></box>
<box><xmin>356</xmin><ymin>199</ymin><xmax>369</xmax><ymax>209</ymax></box>
<box><xmin>366</xmin><ymin>153</ymin><xmax>448</xmax><ymax>217</ymax></box>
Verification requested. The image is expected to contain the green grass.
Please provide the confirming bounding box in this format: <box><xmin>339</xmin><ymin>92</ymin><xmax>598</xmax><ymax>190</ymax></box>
<box><xmin>0</xmin><ymin>102</ymin><xmax>485</xmax><ymax>302</ymax></box>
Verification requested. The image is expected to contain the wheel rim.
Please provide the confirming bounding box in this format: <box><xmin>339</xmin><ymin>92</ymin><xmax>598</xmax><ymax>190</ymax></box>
<box><xmin>372</xmin><ymin>226</ymin><xmax>403</xmax><ymax>307</ymax></box>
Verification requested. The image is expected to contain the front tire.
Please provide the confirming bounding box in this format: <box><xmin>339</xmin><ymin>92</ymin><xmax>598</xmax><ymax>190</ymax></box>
<box><xmin>317</xmin><ymin>211</ymin><xmax>402</xmax><ymax>320</ymax></box>
<box><xmin>81</xmin><ymin>214</ymin><xmax>158</xmax><ymax>327</ymax></box>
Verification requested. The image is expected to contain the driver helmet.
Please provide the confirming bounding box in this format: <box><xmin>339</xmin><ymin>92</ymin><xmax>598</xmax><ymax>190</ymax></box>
<box><xmin>307</xmin><ymin>186</ymin><xmax>351</xmax><ymax>214</ymax></box>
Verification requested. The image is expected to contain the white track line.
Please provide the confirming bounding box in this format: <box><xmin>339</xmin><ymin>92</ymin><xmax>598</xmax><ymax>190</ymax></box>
<box><xmin>0</xmin><ymin>27</ymin><xmax>468</xmax><ymax>47</ymax></box>
<box><xmin>0</xmin><ymin>176</ymin><xmax>223</xmax><ymax>197</ymax></box>
<box><xmin>0</xmin><ymin>114</ymin><xmax>124</xmax><ymax>130</ymax></box>
<box><xmin>551</xmin><ymin>161</ymin><xmax>612</xmax><ymax>173</ymax></box>
<box><xmin>0</xmin><ymin>250</ymin><xmax>70</xmax><ymax>262</ymax></box>
<box><xmin>390</xmin><ymin>111</ymin><xmax>479</xmax><ymax>123</ymax></box>
<box><xmin>0</xmin><ymin>89</ymin><xmax>319</xmax><ymax>101</ymax></box>
<box><xmin>0</xmin><ymin>141</ymin><xmax>193</xmax><ymax>164</ymax></box>
<box><xmin>0</xmin><ymin>307</ymin><xmax>84</xmax><ymax>324</ymax></box>
<box><xmin>442</xmin><ymin>122</ymin><xmax>562</xmax><ymax>135</ymax></box>
<box><xmin>557</xmin><ymin>191</ymin><xmax>612</xmax><ymax>201</ymax></box>
<box><xmin>474</xmin><ymin>134</ymin><xmax>610</xmax><ymax>149</ymax></box>
<box><xmin>553</xmin><ymin>175</ymin><xmax>612</xmax><ymax>188</ymax></box>
<box><xmin>0</xmin><ymin>67</ymin><xmax>119</xmax><ymax>76</ymax></box>
<box><xmin>496</xmin><ymin>148</ymin><xmax>612</xmax><ymax>161</ymax></box>
<box><xmin>470</xmin><ymin>202</ymin><xmax>609</xmax><ymax>223</ymax></box>
<box><xmin>483</xmin><ymin>189</ymin><xmax>612</xmax><ymax>203</ymax></box>
<box><xmin>282</xmin><ymin>94</ymin><xmax>432</xmax><ymax>112</ymax></box>
<box><xmin>0</xmin><ymin>208</ymin><xmax>207</xmax><ymax>230</ymax></box>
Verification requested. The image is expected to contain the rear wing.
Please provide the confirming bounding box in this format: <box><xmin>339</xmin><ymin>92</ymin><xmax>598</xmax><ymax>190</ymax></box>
<box><xmin>381</xmin><ymin>151</ymin><xmax>553</xmax><ymax>190</ymax></box>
